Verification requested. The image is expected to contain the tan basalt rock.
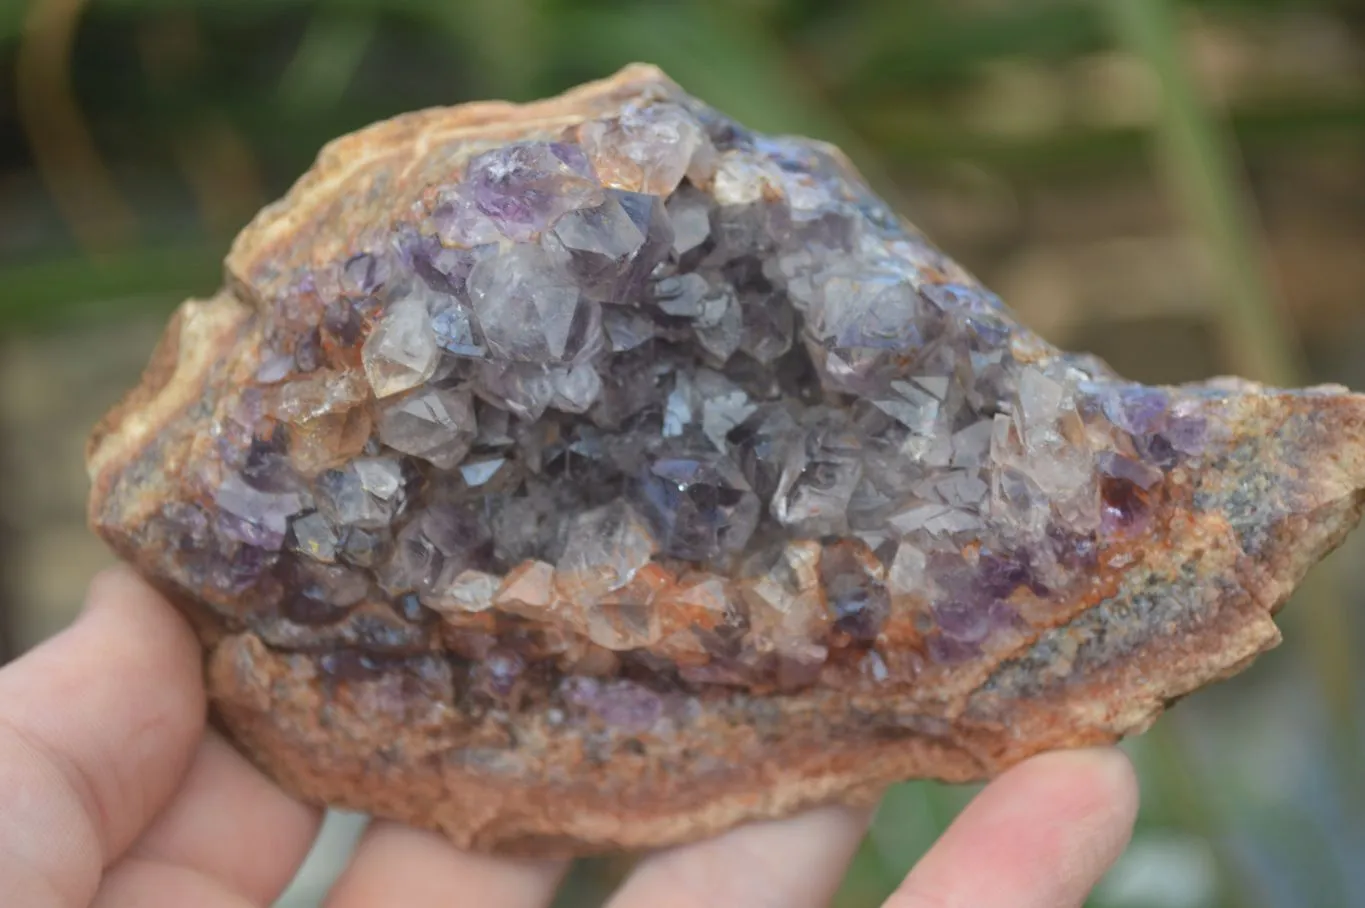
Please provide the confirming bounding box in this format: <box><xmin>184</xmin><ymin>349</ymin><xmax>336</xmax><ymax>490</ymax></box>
<box><xmin>87</xmin><ymin>64</ymin><xmax>1365</xmax><ymax>856</ymax></box>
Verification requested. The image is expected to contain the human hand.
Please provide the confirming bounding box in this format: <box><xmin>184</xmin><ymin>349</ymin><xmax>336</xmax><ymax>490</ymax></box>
<box><xmin>0</xmin><ymin>566</ymin><xmax>1138</xmax><ymax>907</ymax></box>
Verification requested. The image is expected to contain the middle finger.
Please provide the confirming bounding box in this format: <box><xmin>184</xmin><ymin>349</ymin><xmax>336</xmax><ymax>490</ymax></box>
<box><xmin>324</xmin><ymin>820</ymin><xmax>569</xmax><ymax>908</ymax></box>
<box><xmin>607</xmin><ymin>802</ymin><xmax>875</xmax><ymax>908</ymax></box>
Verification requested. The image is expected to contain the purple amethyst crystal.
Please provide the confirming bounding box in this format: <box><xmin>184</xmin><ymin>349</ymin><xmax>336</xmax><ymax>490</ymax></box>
<box><xmin>976</xmin><ymin>548</ymin><xmax>1041</xmax><ymax>599</ymax></box>
<box><xmin>465</xmin><ymin>142</ymin><xmax>603</xmax><ymax>242</ymax></box>
<box><xmin>561</xmin><ymin>677</ymin><xmax>665</xmax><ymax>734</ymax></box>
<box><xmin>214</xmin><ymin>472</ymin><xmax>309</xmax><ymax>551</ymax></box>
<box><xmin>1103</xmin><ymin>385</ymin><xmax>1170</xmax><ymax>436</ymax></box>
<box><xmin>470</xmin><ymin>649</ymin><xmax>527</xmax><ymax>700</ymax></box>
<box><xmin>1166</xmin><ymin>407</ymin><xmax>1209</xmax><ymax>455</ymax></box>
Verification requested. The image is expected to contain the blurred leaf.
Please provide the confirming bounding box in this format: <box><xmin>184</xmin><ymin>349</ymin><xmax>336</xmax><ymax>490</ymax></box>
<box><xmin>866</xmin><ymin>781</ymin><xmax>961</xmax><ymax>879</ymax></box>
<box><xmin>1103</xmin><ymin>0</ymin><xmax>1300</xmax><ymax>382</ymax></box>
<box><xmin>839</xmin><ymin>0</ymin><xmax>1107</xmax><ymax>93</ymax></box>
<box><xmin>0</xmin><ymin>245</ymin><xmax>218</xmax><ymax>333</ymax></box>
<box><xmin>1225</xmin><ymin>800</ymin><xmax>1354</xmax><ymax>907</ymax></box>
<box><xmin>440</xmin><ymin>0</ymin><xmax>541</xmax><ymax>100</ymax></box>
<box><xmin>831</xmin><ymin>837</ymin><xmax>897</xmax><ymax>908</ymax></box>
<box><xmin>277</xmin><ymin>6</ymin><xmax>376</xmax><ymax>114</ymax></box>
<box><xmin>854</xmin><ymin>96</ymin><xmax>1365</xmax><ymax>181</ymax></box>
<box><xmin>1104</xmin><ymin>3</ymin><xmax>1365</xmax><ymax>869</ymax></box>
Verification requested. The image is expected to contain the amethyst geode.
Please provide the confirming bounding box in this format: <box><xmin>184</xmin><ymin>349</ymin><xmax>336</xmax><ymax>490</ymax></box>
<box><xmin>87</xmin><ymin>65</ymin><xmax>1365</xmax><ymax>854</ymax></box>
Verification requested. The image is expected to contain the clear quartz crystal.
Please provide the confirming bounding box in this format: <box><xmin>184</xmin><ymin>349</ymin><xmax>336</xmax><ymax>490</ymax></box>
<box><xmin>376</xmin><ymin>387</ymin><xmax>476</xmax><ymax>469</ymax></box>
<box><xmin>362</xmin><ymin>296</ymin><xmax>441</xmax><ymax>397</ymax></box>
<box><xmin>442</xmin><ymin>569</ymin><xmax>501</xmax><ymax>613</ymax></box>
<box><xmin>316</xmin><ymin>457</ymin><xmax>407</xmax><ymax>529</ymax></box>
<box><xmin>579</xmin><ymin>102</ymin><xmax>709</xmax><ymax>196</ymax></box>
<box><xmin>548</xmin><ymin>190</ymin><xmax>672</xmax><ymax>303</ymax></box>
<box><xmin>666</xmin><ymin>185</ymin><xmax>711</xmax><ymax>255</ymax></box>
<box><xmin>430</xmin><ymin>300</ymin><xmax>485</xmax><ymax>358</ymax></box>
<box><xmin>468</xmin><ymin>244</ymin><xmax>601</xmax><ymax>363</ymax></box>
<box><xmin>557</xmin><ymin>501</ymin><xmax>658</xmax><ymax>602</ymax></box>
<box><xmin>384</xmin><ymin>503</ymin><xmax>488</xmax><ymax>602</ymax></box>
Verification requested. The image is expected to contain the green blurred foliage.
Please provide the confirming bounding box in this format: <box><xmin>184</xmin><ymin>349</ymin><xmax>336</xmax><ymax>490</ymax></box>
<box><xmin>3</xmin><ymin>1</ymin><xmax>1365</xmax><ymax>906</ymax></box>
<box><xmin>5</xmin><ymin>0</ymin><xmax>1363</xmax><ymax>331</ymax></box>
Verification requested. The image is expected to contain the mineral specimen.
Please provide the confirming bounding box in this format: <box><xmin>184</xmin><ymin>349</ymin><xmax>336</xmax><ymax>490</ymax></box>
<box><xmin>87</xmin><ymin>64</ymin><xmax>1365</xmax><ymax>855</ymax></box>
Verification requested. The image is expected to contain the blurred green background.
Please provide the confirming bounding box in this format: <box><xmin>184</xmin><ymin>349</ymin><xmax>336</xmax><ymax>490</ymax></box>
<box><xmin>2</xmin><ymin>0</ymin><xmax>1365</xmax><ymax>905</ymax></box>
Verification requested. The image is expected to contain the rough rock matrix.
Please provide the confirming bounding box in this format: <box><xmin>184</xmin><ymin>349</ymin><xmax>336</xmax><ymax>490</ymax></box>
<box><xmin>88</xmin><ymin>64</ymin><xmax>1365</xmax><ymax>855</ymax></box>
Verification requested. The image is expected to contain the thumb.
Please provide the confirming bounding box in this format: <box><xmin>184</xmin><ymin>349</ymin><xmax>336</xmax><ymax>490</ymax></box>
<box><xmin>0</xmin><ymin>565</ymin><xmax>206</xmax><ymax>908</ymax></box>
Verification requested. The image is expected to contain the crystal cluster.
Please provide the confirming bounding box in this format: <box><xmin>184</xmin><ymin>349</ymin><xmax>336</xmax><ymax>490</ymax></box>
<box><xmin>138</xmin><ymin>86</ymin><xmax>1221</xmax><ymax>700</ymax></box>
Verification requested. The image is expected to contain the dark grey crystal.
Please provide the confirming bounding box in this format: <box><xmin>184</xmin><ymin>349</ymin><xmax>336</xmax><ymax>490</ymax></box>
<box><xmin>634</xmin><ymin>446</ymin><xmax>760</xmax><ymax>561</ymax></box>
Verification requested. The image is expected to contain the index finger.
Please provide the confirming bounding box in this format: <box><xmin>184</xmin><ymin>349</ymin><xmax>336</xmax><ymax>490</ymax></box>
<box><xmin>886</xmin><ymin>746</ymin><xmax>1139</xmax><ymax>908</ymax></box>
<box><xmin>0</xmin><ymin>566</ymin><xmax>207</xmax><ymax>908</ymax></box>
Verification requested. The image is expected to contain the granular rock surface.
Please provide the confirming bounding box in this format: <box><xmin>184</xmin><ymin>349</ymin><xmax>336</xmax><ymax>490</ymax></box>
<box><xmin>87</xmin><ymin>64</ymin><xmax>1365</xmax><ymax>855</ymax></box>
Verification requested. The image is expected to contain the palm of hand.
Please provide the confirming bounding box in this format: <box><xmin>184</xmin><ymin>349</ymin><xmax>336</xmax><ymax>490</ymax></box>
<box><xmin>0</xmin><ymin>568</ymin><xmax>1137</xmax><ymax>907</ymax></box>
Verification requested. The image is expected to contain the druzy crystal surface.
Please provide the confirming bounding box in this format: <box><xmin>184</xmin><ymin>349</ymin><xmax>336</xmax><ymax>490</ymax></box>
<box><xmin>87</xmin><ymin>65</ymin><xmax>1365</xmax><ymax>855</ymax></box>
<box><xmin>197</xmin><ymin>90</ymin><xmax>1194</xmax><ymax>686</ymax></box>
<box><xmin>202</xmin><ymin>98</ymin><xmax>1171</xmax><ymax>686</ymax></box>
